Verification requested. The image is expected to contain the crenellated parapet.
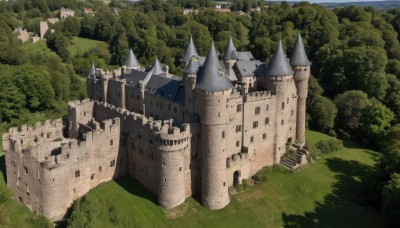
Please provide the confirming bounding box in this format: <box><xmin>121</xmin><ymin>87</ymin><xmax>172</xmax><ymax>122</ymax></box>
<box><xmin>246</xmin><ymin>90</ymin><xmax>275</xmax><ymax>102</ymax></box>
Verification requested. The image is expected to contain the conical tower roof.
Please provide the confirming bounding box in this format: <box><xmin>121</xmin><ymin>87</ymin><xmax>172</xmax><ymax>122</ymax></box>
<box><xmin>196</xmin><ymin>41</ymin><xmax>233</xmax><ymax>91</ymax></box>
<box><xmin>265</xmin><ymin>40</ymin><xmax>294</xmax><ymax>76</ymax></box>
<box><xmin>123</xmin><ymin>49</ymin><xmax>140</xmax><ymax>68</ymax></box>
<box><xmin>223</xmin><ymin>36</ymin><xmax>238</xmax><ymax>60</ymax></box>
<box><xmin>152</xmin><ymin>57</ymin><xmax>164</xmax><ymax>75</ymax></box>
<box><xmin>290</xmin><ymin>34</ymin><xmax>311</xmax><ymax>66</ymax></box>
<box><xmin>87</xmin><ymin>63</ymin><xmax>96</xmax><ymax>77</ymax></box>
<box><xmin>182</xmin><ymin>35</ymin><xmax>198</xmax><ymax>63</ymax></box>
<box><xmin>184</xmin><ymin>57</ymin><xmax>199</xmax><ymax>74</ymax></box>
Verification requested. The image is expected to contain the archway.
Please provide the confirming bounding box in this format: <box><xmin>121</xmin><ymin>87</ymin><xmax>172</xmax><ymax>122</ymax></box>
<box><xmin>233</xmin><ymin>170</ymin><xmax>240</xmax><ymax>187</ymax></box>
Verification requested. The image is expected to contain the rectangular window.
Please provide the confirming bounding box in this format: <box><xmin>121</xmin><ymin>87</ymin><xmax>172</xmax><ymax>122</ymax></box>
<box><xmin>110</xmin><ymin>139</ymin><xmax>113</xmax><ymax>146</ymax></box>
<box><xmin>250</xmin><ymin>136</ymin><xmax>254</xmax><ymax>143</ymax></box>
<box><xmin>265</xmin><ymin>117</ymin><xmax>270</xmax><ymax>125</ymax></box>
<box><xmin>291</xmin><ymin>110</ymin><xmax>294</xmax><ymax>116</ymax></box>
<box><xmin>236</xmin><ymin>141</ymin><xmax>240</xmax><ymax>147</ymax></box>
<box><xmin>237</xmin><ymin>104</ymin><xmax>242</xmax><ymax>112</ymax></box>
<box><xmin>75</xmin><ymin>170</ymin><xmax>80</xmax><ymax>178</ymax></box>
<box><xmin>253</xmin><ymin>121</ymin><xmax>258</xmax><ymax>128</ymax></box>
<box><xmin>236</xmin><ymin>125</ymin><xmax>242</xmax><ymax>132</ymax></box>
<box><xmin>281</xmin><ymin>119</ymin><xmax>284</xmax><ymax>125</ymax></box>
<box><xmin>263</xmin><ymin>133</ymin><xmax>266</xmax><ymax>139</ymax></box>
<box><xmin>287</xmin><ymin>98</ymin><xmax>289</xmax><ymax>104</ymax></box>
<box><xmin>282</xmin><ymin>102</ymin><xmax>285</xmax><ymax>110</ymax></box>
<box><xmin>222</xmin><ymin>131</ymin><xmax>225</xmax><ymax>138</ymax></box>
<box><xmin>110</xmin><ymin>159</ymin><xmax>116</xmax><ymax>167</ymax></box>
<box><xmin>266</xmin><ymin>104</ymin><xmax>269</xmax><ymax>111</ymax></box>
<box><xmin>255</xmin><ymin>106</ymin><xmax>260</xmax><ymax>115</ymax></box>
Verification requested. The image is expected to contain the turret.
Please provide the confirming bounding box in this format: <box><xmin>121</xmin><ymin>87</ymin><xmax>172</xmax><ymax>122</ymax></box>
<box><xmin>183</xmin><ymin>57</ymin><xmax>198</xmax><ymax>121</ymax></box>
<box><xmin>181</xmin><ymin>35</ymin><xmax>199</xmax><ymax>67</ymax></box>
<box><xmin>265</xmin><ymin>40</ymin><xmax>296</xmax><ymax>163</ymax></box>
<box><xmin>122</xmin><ymin>49</ymin><xmax>140</xmax><ymax>74</ymax></box>
<box><xmin>194</xmin><ymin>41</ymin><xmax>232</xmax><ymax>210</ymax></box>
<box><xmin>151</xmin><ymin>57</ymin><xmax>164</xmax><ymax>76</ymax></box>
<box><xmin>290</xmin><ymin>34</ymin><xmax>311</xmax><ymax>145</ymax></box>
<box><xmin>86</xmin><ymin>63</ymin><xmax>96</xmax><ymax>99</ymax></box>
<box><xmin>223</xmin><ymin>36</ymin><xmax>238</xmax><ymax>71</ymax></box>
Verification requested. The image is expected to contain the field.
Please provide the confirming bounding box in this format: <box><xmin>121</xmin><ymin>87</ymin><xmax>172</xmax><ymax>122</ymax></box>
<box><xmin>67</xmin><ymin>37</ymin><xmax>107</xmax><ymax>56</ymax></box>
<box><xmin>0</xmin><ymin>130</ymin><xmax>383</xmax><ymax>227</ymax></box>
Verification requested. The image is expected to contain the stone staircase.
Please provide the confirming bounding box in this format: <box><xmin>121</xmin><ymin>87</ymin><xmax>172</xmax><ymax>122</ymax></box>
<box><xmin>280</xmin><ymin>144</ymin><xmax>309</xmax><ymax>170</ymax></box>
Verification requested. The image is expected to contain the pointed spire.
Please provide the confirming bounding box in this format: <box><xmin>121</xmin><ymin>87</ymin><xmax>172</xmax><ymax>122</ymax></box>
<box><xmin>195</xmin><ymin>41</ymin><xmax>233</xmax><ymax>91</ymax></box>
<box><xmin>182</xmin><ymin>35</ymin><xmax>199</xmax><ymax>63</ymax></box>
<box><xmin>290</xmin><ymin>33</ymin><xmax>311</xmax><ymax>66</ymax></box>
<box><xmin>265</xmin><ymin>40</ymin><xmax>294</xmax><ymax>76</ymax></box>
<box><xmin>223</xmin><ymin>36</ymin><xmax>238</xmax><ymax>60</ymax></box>
<box><xmin>87</xmin><ymin>63</ymin><xmax>96</xmax><ymax>77</ymax></box>
<box><xmin>123</xmin><ymin>49</ymin><xmax>140</xmax><ymax>68</ymax></box>
<box><xmin>152</xmin><ymin>57</ymin><xmax>164</xmax><ymax>75</ymax></box>
<box><xmin>184</xmin><ymin>57</ymin><xmax>199</xmax><ymax>74</ymax></box>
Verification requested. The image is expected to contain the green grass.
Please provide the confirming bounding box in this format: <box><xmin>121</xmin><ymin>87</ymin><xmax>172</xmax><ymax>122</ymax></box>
<box><xmin>67</xmin><ymin>37</ymin><xmax>107</xmax><ymax>56</ymax></box>
<box><xmin>22</xmin><ymin>39</ymin><xmax>59</xmax><ymax>58</ymax></box>
<box><xmin>0</xmin><ymin>130</ymin><xmax>384</xmax><ymax>227</ymax></box>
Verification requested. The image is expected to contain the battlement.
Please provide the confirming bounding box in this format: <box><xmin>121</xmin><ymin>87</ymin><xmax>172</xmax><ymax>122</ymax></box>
<box><xmin>68</xmin><ymin>99</ymin><xmax>92</xmax><ymax>108</ymax></box>
<box><xmin>246</xmin><ymin>90</ymin><xmax>274</xmax><ymax>102</ymax></box>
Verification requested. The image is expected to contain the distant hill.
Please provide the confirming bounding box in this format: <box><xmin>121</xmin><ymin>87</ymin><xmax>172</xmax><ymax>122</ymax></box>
<box><xmin>266</xmin><ymin>1</ymin><xmax>400</xmax><ymax>10</ymax></box>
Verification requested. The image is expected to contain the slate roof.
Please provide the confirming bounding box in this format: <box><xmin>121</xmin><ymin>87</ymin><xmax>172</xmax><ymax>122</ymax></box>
<box><xmin>223</xmin><ymin>36</ymin><xmax>238</xmax><ymax>60</ymax></box>
<box><xmin>237</xmin><ymin>52</ymin><xmax>254</xmax><ymax>61</ymax></box>
<box><xmin>234</xmin><ymin>60</ymin><xmax>265</xmax><ymax>78</ymax></box>
<box><xmin>123</xmin><ymin>49</ymin><xmax>140</xmax><ymax>68</ymax></box>
<box><xmin>181</xmin><ymin>35</ymin><xmax>199</xmax><ymax>63</ymax></box>
<box><xmin>87</xmin><ymin>63</ymin><xmax>96</xmax><ymax>77</ymax></box>
<box><xmin>184</xmin><ymin>58</ymin><xmax>200</xmax><ymax>74</ymax></box>
<box><xmin>152</xmin><ymin>57</ymin><xmax>164</xmax><ymax>75</ymax></box>
<box><xmin>124</xmin><ymin>68</ymin><xmax>183</xmax><ymax>103</ymax></box>
<box><xmin>290</xmin><ymin>33</ymin><xmax>311</xmax><ymax>66</ymax></box>
<box><xmin>195</xmin><ymin>41</ymin><xmax>233</xmax><ymax>91</ymax></box>
<box><xmin>265</xmin><ymin>40</ymin><xmax>294</xmax><ymax>76</ymax></box>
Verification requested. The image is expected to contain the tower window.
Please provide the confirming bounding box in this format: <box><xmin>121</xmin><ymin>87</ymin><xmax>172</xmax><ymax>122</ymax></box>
<box><xmin>237</xmin><ymin>104</ymin><xmax>242</xmax><ymax>112</ymax></box>
<box><xmin>255</xmin><ymin>106</ymin><xmax>260</xmax><ymax>115</ymax></box>
<box><xmin>250</xmin><ymin>136</ymin><xmax>254</xmax><ymax>143</ymax></box>
<box><xmin>263</xmin><ymin>133</ymin><xmax>266</xmax><ymax>139</ymax></box>
<box><xmin>75</xmin><ymin>170</ymin><xmax>80</xmax><ymax>178</ymax></box>
<box><xmin>110</xmin><ymin>159</ymin><xmax>116</xmax><ymax>167</ymax></box>
<box><xmin>287</xmin><ymin>98</ymin><xmax>289</xmax><ymax>104</ymax></box>
<box><xmin>291</xmin><ymin>110</ymin><xmax>294</xmax><ymax>116</ymax></box>
<box><xmin>282</xmin><ymin>102</ymin><xmax>285</xmax><ymax>110</ymax></box>
<box><xmin>236</xmin><ymin>125</ymin><xmax>242</xmax><ymax>132</ymax></box>
<box><xmin>236</xmin><ymin>141</ymin><xmax>240</xmax><ymax>147</ymax></box>
<box><xmin>281</xmin><ymin>119</ymin><xmax>284</xmax><ymax>125</ymax></box>
<box><xmin>265</xmin><ymin>117</ymin><xmax>270</xmax><ymax>125</ymax></box>
<box><xmin>222</xmin><ymin>131</ymin><xmax>225</xmax><ymax>138</ymax></box>
<box><xmin>253</xmin><ymin>121</ymin><xmax>258</xmax><ymax>128</ymax></box>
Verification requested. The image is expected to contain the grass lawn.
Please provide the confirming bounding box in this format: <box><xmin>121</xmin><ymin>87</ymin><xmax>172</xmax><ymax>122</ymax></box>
<box><xmin>67</xmin><ymin>37</ymin><xmax>107</xmax><ymax>56</ymax></box>
<box><xmin>0</xmin><ymin>129</ymin><xmax>383</xmax><ymax>227</ymax></box>
<box><xmin>22</xmin><ymin>40</ymin><xmax>59</xmax><ymax>58</ymax></box>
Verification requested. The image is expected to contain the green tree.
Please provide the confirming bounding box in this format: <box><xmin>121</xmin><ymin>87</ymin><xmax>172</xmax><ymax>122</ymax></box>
<box><xmin>63</xmin><ymin>16</ymin><xmax>81</xmax><ymax>37</ymax></box>
<box><xmin>308</xmin><ymin>95</ymin><xmax>337</xmax><ymax>133</ymax></box>
<box><xmin>382</xmin><ymin>173</ymin><xmax>400</xmax><ymax>227</ymax></box>
<box><xmin>359</xmin><ymin>101</ymin><xmax>394</xmax><ymax>143</ymax></box>
<box><xmin>334</xmin><ymin>90</ymin><xmax>371</xmax><ymax>134</ymax></box>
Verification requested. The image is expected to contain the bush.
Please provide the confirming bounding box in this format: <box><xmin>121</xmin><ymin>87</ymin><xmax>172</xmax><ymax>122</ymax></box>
<box><xmin>252</xmin><ymin>165</ymin><xmax>289</xmax><ymax>183</ymax></box>
<box><xmin>337</xmin><ymin>128</ymin><xmax>350</xmax><ymax>140</ymax></box>
<box><xmin>315</xmin><ymin>138</ymin><xmax>343</xmax><ymax>154</ymax></box>
<box><xmin>382</xmin><ymin>173</ymin><xmax>400</xmax><ymax>227</ymax></box>
<box><xmin>308</xmin><ymin>144</ymin><xmax>322</xmax><ymax>161</ymax></box>
<box><xmin>26</xmin><ymin>216</ymin><xmax>53</xmax><ymax>228</ymax></box>
<box><xmin>0</xmin><ymin>185</ymin><xmax>11</xmax><ymax>204</ymax></box>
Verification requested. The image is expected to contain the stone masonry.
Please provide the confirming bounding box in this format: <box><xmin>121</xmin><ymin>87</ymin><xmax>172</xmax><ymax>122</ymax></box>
<box><xmin>2</xmin><ymin>34</ymin><xmax>311</xmax><ymax>221</ymax></box>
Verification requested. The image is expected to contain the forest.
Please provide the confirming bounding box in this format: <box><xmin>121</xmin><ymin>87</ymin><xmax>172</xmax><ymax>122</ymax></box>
<box><xmin>0</xmin><ymin>0</ymin><xmax>399</xmax><ymax>226</ymax></box>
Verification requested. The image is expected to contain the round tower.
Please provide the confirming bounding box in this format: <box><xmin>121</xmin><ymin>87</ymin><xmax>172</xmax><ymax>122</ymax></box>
<box><xmin>195</xmin><ymin>41</ymin><xmax>233</xmax><ymax>209</ymax></box>
<box><xmin>290</xmin><ymin>34</ymin><xmax>311</xmax><ymax>145</ymax></box>
<box><xmin>223</xmin><ymin>36</ymin><xmax>238</xmax><ymax>71</ymax></box>
<box><xmin>86</xmin><ymin>63</ymin><xmax>96</xmax><ymax>99</ymax></box>
<box><xmin>264</xmin><ymin>40</ymin><xmax>296</xmax><ymax>163</ymax></box>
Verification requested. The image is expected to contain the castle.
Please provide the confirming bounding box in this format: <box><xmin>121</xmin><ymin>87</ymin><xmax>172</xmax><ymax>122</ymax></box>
<box><xmin>2</xmin><ymin>34</ymin><xmax>311</xmax><ymax>221</ymax></box>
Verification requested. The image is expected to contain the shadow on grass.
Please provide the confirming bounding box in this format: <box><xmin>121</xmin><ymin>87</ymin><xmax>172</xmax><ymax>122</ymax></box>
<box><xmin>114</xmin><ymin>175</ymin><xmax>158</xmax><ymax>204</ymax></box>
<box><xmin>0</xmin><ymin>154</ymin><xmax>6</xmax><ymax>182</ymax></box>
<box><xmin>282</xmin><ymin>157</ymin><xmax>382</xmax><ymax>227</ymax></box>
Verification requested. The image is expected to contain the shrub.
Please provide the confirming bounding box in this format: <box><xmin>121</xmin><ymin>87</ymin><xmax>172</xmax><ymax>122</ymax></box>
<box><xmin>337</xmin><ymin>128</ymin><xmax>350</xmax><ymax>140</ymax></box>
<box><xmin>308</xmin><ymin>144</ymin><xmax>322</xmax><ymax>161</ymax></box>
<box><xmin>382</xmin><ymin>173</ymin><xmax>400</xmax><ymax>227</ymax></box>
<box><xmin>315</xmin><ymin>138</ymin><xmax>343</xmax><ymax>154</ymax></box>
<box><xmin>252</xmin><ymin>165</ymin><xmax>289</xmax><ymax>183</ymax></box>
<box><xmin>0</xmin><ymin>185</ymin><xmax>11</xmax><ymax>204</ymax></box>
